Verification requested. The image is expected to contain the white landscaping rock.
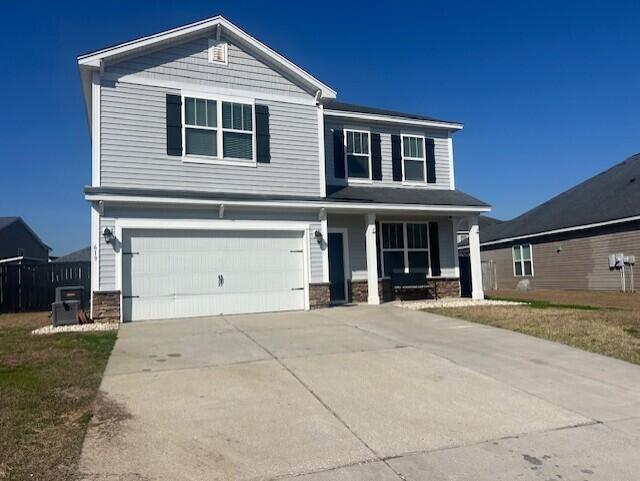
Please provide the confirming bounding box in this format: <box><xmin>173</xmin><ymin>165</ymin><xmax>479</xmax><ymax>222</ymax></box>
<box><xmin>397</xmin><ymin>298</ymin><xmax>525</xmax><ymax>310</ymax></box>
<box><xmin>32</xmin><ymin>323</ymin><xmax>119</xmax><ymax>335</ymax></box>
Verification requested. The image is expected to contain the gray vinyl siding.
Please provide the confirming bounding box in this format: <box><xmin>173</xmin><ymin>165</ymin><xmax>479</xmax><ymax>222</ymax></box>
<box><xmin>100</xmin><ymin>81</ymin><xmax>320</xmax><ymax>196</ymax></box>
<box><xmin>99</xmin><ymin>217</ymin><xmax>116</xmax><ymax>290</ymax></box>
<box><xmin>328</xmin><ymin>214</ymin><xmax>457</xmax><ymax>281</ymax></box>
<box><xmin>324</xmin><ymin>117</ymin><xmax>452</xmax><ymax>190</ymax></box>
<box><xmin>104</xmin><ymin>34</ymin><xmax>311</xmax><ymax>99</ymax></box>
<box><xmin>481</xmin><ymin>223</ymin><xmax>640</xmax><ymax>291</ymax></box>
<box><xmin>98</xmin><ymin>208</ymin><xmax>324</xmax><ymax>290</ymax></box>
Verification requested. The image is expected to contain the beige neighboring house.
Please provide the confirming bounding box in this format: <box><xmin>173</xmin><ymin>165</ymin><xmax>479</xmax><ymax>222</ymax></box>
<box><xmin>462</xmin><ymin>153</ymin><xmax>640</xmax><ymax>293</ymax></box>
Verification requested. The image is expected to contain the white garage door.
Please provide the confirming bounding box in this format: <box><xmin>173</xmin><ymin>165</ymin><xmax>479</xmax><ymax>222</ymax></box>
<box><xmin>122</xmin><ymin>229</ymin><xmax>305</xmax><ymax>321</ymax></box>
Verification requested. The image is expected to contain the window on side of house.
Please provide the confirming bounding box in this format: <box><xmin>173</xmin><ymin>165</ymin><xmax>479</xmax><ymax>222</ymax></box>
<box><xmin>381</xmin><ymin>222</ymin><xmax>430</xmax><ymax>276</ymax></box>
<box><xmin>183</xmin><ymin>97</ymin><xmax>254</xmax><ymax>161</ymax></box>
<box><xmin>345</xmin><ymin>130</ymin><xmax>371</xmax><ymax>179</ymax></box>
<box><xmin>402</xmin><ymin>135</ymin><xmax>426</xmax><ymax>182</ymax></box>
<box><xmin>512</xmin><ymin>244</ymin><xmax>533</xmax><ymax>276</ymax></box>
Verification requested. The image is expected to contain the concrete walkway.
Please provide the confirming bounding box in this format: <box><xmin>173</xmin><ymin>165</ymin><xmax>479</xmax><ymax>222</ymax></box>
<box><xmin>77</xmin><ymin>305</ymin><xmax>640</xmax><ymax>481</ymax></box>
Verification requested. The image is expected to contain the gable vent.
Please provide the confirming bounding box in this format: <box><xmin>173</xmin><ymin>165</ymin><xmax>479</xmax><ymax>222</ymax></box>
<box><xmin>208</xmin><ymin>39</ymin><xmax>228</xmax><ymax>65</ymax></box>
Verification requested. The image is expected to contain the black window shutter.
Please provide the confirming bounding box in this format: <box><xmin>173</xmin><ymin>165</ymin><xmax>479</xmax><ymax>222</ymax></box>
<box><xmin>166</xmin><ymin>94</ymin><xmax>182</xmax><ymax>156</ymax></box>
<box><xmin>428</xmin><ymin>222</ymin><xmax>441</xmax><ymax>276</ymax></box>
<box><xmin>333</xmin><ymin>129</ymin><xmax>345</xmax><ymax>178</ymax></box>
<box><xmin>255</xmin><ymin>104</ymin><xmax>271</xmax><ymax>163</ymax></box>
<box><xmin>371</xmin><ymin>133</ymin><xmax>382</xmax><ymax>180</ymax></box>
<box><xmin>426</xmin><ymin>138</ymin><xmax>436</xmax><ymax>184</ymax></box>
<box><xmin>391</xmin><ymin>135</ymin><xmax>402</xmax><ymax>181</ymax></box>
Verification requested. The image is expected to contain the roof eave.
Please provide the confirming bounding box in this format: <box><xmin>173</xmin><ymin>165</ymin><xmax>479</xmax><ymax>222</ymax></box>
<box><xmin>77</xmin><ymin>16</ymin><xmax>336</xmax><ymax>99</ymax></box>
<box><xmin>323</xmin><ymin>109</ymin><xmax>463</xmax><ymax>130</ymax></box>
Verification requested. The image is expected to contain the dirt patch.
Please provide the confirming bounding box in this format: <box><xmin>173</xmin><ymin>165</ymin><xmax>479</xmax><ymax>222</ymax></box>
<box><xmin>88</xmin><ymin>391</ymin><xmax>133</xmax><ymax>440</ymax></box>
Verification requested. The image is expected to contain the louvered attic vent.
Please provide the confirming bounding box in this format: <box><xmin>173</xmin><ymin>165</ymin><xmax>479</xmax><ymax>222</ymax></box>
<box><xmin>208</xmin><ymin>39</ymin><xmax>228</xmax><ymax>65</ymax></box>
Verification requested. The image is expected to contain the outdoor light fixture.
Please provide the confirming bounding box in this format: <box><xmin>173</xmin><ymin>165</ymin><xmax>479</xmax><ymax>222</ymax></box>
<box><xmin>103</xmin><ymin>227</ymin><xmax>115</xmax><ymax>245</ymax></box>
<box><xmin>314</xmin><ymin>230</ymin><xmax>323</xmax><ymax>242</ymax></box>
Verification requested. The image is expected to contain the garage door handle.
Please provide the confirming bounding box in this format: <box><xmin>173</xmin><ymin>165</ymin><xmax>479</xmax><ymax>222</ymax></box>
<box><xmin>218</xmin><ymin>274</ymin><xmax>224</xmax><ymax>287</ymax></box>
<box><xmin>291</xmin><ymin>287</ymin><xmax>304</xmax><ymax>291</ymax></box>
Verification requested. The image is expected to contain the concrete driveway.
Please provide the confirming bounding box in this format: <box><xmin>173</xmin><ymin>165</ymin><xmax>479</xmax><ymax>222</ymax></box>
<box><xmin>77</xmin><ymin>305</ymin><xmax>640</xmax><ymax>481</ymax></box>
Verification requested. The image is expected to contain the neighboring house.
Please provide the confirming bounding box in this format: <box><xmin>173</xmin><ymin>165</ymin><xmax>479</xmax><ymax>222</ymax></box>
<box><xmin>0</xmin><ymin>217</ymin><xmax>50</xmax><ymax>264</ymax></box>
<box><xmin>467</xmin><ymin>153</ymin><xmax>640</xmax><ymax>292</ymax></box>
<box><xmin>53</xmin><ymin>246</ymin><xmax>91</xmax><ymax>263</ymax></box>
<box><xmin>457</xmin><ymin>215</ymin><xmax>503</xmax><ymax>244</ymax></box>
<box><xmin>77</xmin><ymin>16</ymin><xmax>489</xmax><ymax>322</ymax></box>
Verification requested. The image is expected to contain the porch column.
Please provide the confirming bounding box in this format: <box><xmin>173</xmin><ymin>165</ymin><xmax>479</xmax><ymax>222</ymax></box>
<box><xmin>365</xmin><ymin>213</ymin><xmax>380</xmax><ymax>304</ymax></box>
<box><xmin>468</xmin><ymin>215</ymin><xmax>484</xmax><ymax>300</ymax></box>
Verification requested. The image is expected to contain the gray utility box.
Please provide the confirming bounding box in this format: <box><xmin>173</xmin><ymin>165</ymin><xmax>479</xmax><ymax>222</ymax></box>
<box><xmin>56</xmin><ymin>286</ymin><xmax>85</xmax><ymax>306</ymax></box>
<box><xmin>52</xmin><ymin>300</ymin><xmax>80</xmax><ymax>326</ymax></box>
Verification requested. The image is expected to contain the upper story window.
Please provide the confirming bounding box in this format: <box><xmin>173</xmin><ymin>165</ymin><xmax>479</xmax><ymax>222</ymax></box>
<box><xmin>345</xmin><ymin>130</ymin><xmax>371</xmax><ymax>180</ymax></box>
<box><xmin>380</xmin><ymin>222</ymin><xmax>430</xmax><ymax>277</ymax></box>
<box><xmin>402</xmin><ymin>135</ymin><xmax>426</xmax><ymax>182</ymax></box>
<box><xmin>183</xmin><ymin>96</ymin><xmax>254</xmax><ymax>162</ymax></box>
<box><xmin>513</xmin><ymin>244</ymin><xmax>534</xmax><ymax>276</ymax></box>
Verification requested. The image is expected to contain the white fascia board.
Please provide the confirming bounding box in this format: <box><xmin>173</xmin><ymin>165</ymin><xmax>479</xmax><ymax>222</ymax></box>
<box><xmin>84</xmin><ymin>193</ymin><xmax>490</xmax><ymax>214</ymax></box>
<box><xmin>323</xmin><ymin>110</ymin><xmax>464</xmax><ymax>131</ymax></box>
<box><xmin>479</xmin><ymin>214</ymin><xmax>640</xmax><ymax>247</ymax></box>
<box><xmin>77</xmin><ymin>16</ymin><xmax>336</xmax><ymax>99</ymax></box>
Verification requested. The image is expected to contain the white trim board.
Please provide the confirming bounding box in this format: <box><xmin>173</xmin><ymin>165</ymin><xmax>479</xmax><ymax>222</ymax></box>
<box><xmin>478</xmin><ymin>214</ymin><xmax>640</xmax><ymax>247</ymax></box>
<box><xmin>85</xmin><ymin>193</ymin><xmax>490</xmax><ymax>214</ymax></box>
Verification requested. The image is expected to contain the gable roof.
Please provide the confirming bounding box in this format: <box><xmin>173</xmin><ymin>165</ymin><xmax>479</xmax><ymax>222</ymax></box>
<box><xmin>480</xmin><ymin>153</ymin><xmax>640</xmax><ymax>245</ymax></box>
<box><xmin>0</xmin><ymin>216</ymin><xmax>51</xmax><ymax>251</ymax></box>
<box><xmin>53</xmin><ymin>246</ymin><xmax>91</xmax><ymax>263</ymax></box>
<box><xmin>323</xmin><ymin>100</ymin><xmax>463</xmax><ymax>130</ymax></box>
<box><xmin>78</xmin><ymin>16</ymin><xmax>336</xmax><ymax>122</ymax></box>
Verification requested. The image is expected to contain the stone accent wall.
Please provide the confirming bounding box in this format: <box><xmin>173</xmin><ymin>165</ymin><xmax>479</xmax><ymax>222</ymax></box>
<box><xmin>391</xmin><ymin>277</ymin><xmax>461</xmax><ymax>300</ymax></box>
<box><xmin>348</xmin><ymin>279</ymin><xmax>395</xmax><ymax>303</ymax></box>
<box><xmin>92</xmin><ymin>291</ymin><xmax>121</xmax><ymax>323</ymax></box>
<box><xmin>348</xmin><ymin>280</ymin><xmax>368</xmax><ymax>303</ymax></box>
<box><xmin>433</xmin><ymin>278</ymin><xmax>461</xmax><ymax>298</ymax></box>
<box><xmin>309</xmin><ymin>283</ymin><xmax>330</xmax><ymax>309</ymax></box>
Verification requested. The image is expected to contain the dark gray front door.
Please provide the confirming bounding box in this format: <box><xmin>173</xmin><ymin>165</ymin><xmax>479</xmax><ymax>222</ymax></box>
<box><xmin>328</xmin><ymin>232</ymin><xmax>346</xmax><ymax>303</ymax></box>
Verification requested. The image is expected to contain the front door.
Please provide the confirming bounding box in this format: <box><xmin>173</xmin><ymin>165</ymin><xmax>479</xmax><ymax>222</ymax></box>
<box><xmin>328</xmin><ymin>232</ymin><xmax>346</xmax><ymax>303</ymax></box>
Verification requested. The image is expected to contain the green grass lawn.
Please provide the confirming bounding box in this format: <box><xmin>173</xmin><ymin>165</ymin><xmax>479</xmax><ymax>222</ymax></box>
<box><xmin>426</xmin><ymin>298</ymin><xmax>640</xmax><ymax>365</ymax></box>
<box><xmin>0</xmin><ymin>312</ymin><xmax>116</xmax><ymax>480</ymax></box>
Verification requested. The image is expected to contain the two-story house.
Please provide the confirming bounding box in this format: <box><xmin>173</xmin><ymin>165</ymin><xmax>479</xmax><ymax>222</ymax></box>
<box><xmin>78</xmin><ymin>16</ymin><xmax>489</xmax><ymax>322</ymax></box>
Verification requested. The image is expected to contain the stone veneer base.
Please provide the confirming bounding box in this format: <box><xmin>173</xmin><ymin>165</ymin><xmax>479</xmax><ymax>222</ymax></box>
<box><xmin>309</xmin><ymin>283</ymin><xmax>331</xmax><ymax>309</ymax></box>
<box><xmin>92</xmin><ymin>291</ymin><xmax>121</xmax><ymax>323</ymax></box>
<box><xmin>349</xmin><ymin>278</ymin><xmax>460</xmax><ymax>302</ymax></box>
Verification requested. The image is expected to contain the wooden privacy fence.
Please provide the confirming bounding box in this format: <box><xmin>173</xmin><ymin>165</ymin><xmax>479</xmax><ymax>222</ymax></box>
<box><xmin>0</xmin><ymin>262</ymin><xmax>91</xmax><ymax>313</ymax></box>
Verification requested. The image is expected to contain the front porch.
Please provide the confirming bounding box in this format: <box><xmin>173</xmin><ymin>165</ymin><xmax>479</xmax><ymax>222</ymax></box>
<box><xmin>317</xmin><ymin>211</ymin><xmax>484</xmax><ymax>306</ymax></box>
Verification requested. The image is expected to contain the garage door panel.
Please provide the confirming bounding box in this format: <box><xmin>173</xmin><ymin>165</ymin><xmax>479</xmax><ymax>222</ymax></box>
<box><xmin>122</xmin><ymin>229</ymin><xmax>305</xmax><ymax>321</ymax></box>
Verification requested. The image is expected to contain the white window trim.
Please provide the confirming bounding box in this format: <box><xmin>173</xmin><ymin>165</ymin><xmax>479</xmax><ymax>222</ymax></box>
<box><xmin>344</xmin><ymin>128</ymin><xmax>372</xmax><ymax>184</ymax></box>
<box><xmin>208</xmin><ymin>38</ymin><xmax>228</xmax><ymax>65</ymax></box>
<box><xmin>400</xmin><ymin>134</ymin><xmax>427</xmax><ymax>185</ymax></box>
<box><xmin>512</xmin><ymin>244</ymin><xmax>534</xmax><ymax>277</ymax></box>
<box><xmin>181</xmin><ymin>93</ymin><xmax>257</xmax><ymax>167</ymax></box>
<box><xmin>379</xmin><ymin>221</ymin><xmax>431</xmax><ymax>278</ymax></box>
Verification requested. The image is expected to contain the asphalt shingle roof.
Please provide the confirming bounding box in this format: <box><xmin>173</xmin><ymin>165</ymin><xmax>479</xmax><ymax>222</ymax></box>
<box><xmin>0</xmin><ymin>217</ymin><xmax>19</xmax><ymax>231</ymax></box>
<box><xmin>327</xmin><ymin>185</ymin><xmax>489</xmax><ymax>207</ymax></box>
<box><xmin>323</xmin><ymin>100</ymin><xmax>462</xmax><ymax>126</ymax></box>
<box><xmin>480</xmin><ymin>153</ymin><xmax>640</xmax><ymax>244</ymax></box>
<box><xmin>53</xmin><ymin>247</ymin><xmax>91</xmax><ymax>263</ymax></box>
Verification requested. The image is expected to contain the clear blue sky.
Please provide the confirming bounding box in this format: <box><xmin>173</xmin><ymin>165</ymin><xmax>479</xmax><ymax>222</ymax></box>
<box><xmin>1</xmin><ymin>1</ymin><xmax>638</xmax><ymax>255</ymax></box>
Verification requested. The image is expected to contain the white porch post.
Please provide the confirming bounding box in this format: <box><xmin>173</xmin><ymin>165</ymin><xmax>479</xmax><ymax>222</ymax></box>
<box><xmin>468</xmin><ymin>215</ymin><xmax>484</xmax><ymax>300</ymax></box>
<box><xmin>365</xmin><ymin>213</ymin><xmax>380</xmax><ymax>304</ymax></box>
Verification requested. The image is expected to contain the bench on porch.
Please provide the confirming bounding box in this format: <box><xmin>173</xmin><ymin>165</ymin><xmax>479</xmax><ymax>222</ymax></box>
<box><xmin>390</xmin><ymin>272</ymin><xmax>439</xmax><ymax>301</ymax></box>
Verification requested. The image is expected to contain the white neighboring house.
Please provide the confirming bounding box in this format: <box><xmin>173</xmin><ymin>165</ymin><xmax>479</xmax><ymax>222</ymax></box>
<box><xmin>78</xmin><ymin>15</ymin><xmax>489</xmax><ymax>322</ymax></box>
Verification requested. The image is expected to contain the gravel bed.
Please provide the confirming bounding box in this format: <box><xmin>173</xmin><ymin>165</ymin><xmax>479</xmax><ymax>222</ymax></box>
<box><xmin>32</xmin><ymin>323</ymin><xmax>119</xmax><ymax>335</ymax></box>
<box><xmin>397</xmin><ymin>298</ymin><xmax>526</xmax><ymax>310</ymax></box>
